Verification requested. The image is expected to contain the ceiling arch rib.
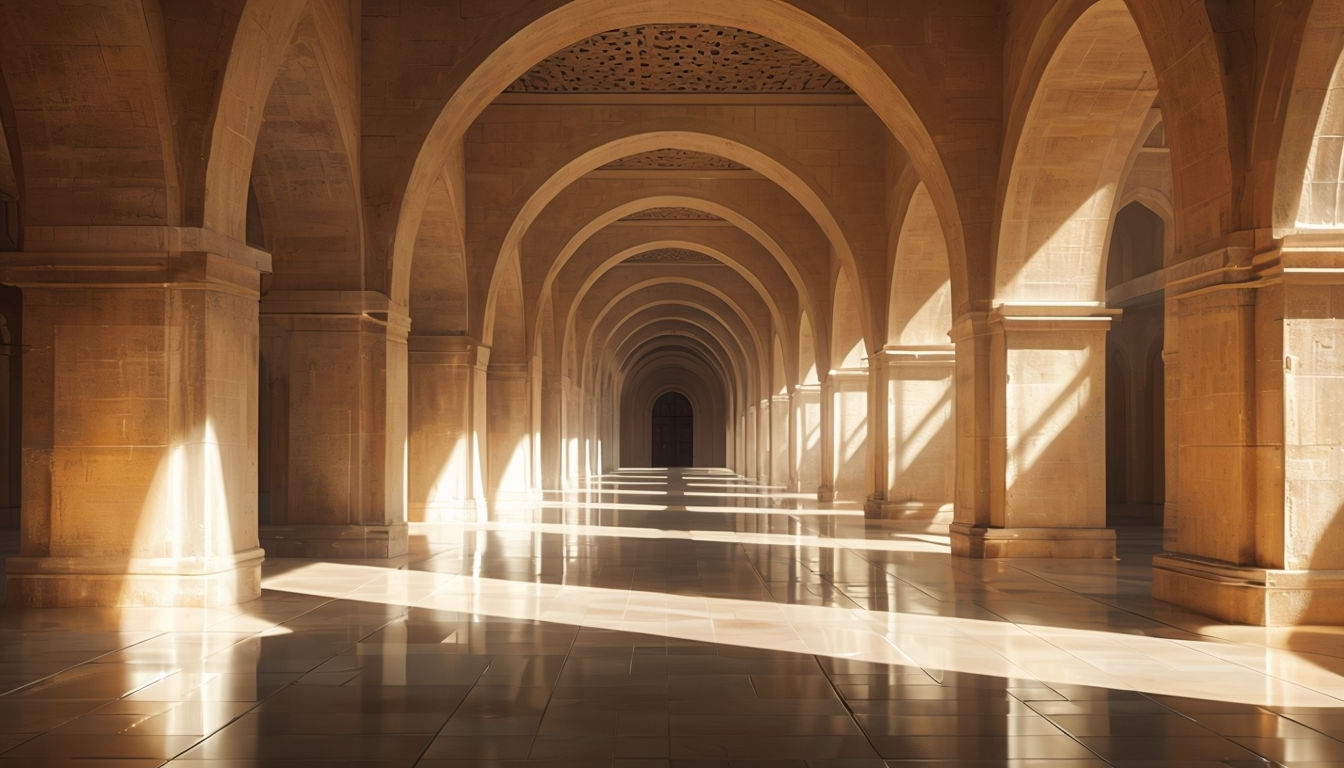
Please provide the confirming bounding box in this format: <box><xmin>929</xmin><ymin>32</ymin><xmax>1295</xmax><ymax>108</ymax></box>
<box><xmin>559</xmin><ymin>243</ymin><xmax>781</xmax><ymax>385</ymax></box>
<box><xmin>392</xmin><ymin>0</ymin><xmax>966</xmax><ymax>319</ymax></box>
<box><xmin>481</xmin><ymin>128</ymin><xmax>862</xmax><ymax>349</ymax></box>
<box><xmin>586</xmin><ymin>301</ymin><xmax>755</xmax><ymax>403</ymax></box>
<box><xmin>574</xmin><ymin>279</ymin><xmax>765</xmax><ymax>395</ymax></box>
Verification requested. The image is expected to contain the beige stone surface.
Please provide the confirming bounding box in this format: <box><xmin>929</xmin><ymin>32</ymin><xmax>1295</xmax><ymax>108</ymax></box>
<box><xmin>0</xmin><ymin>1</ymin><xmax>1339</xmax><ymax>626</ymax></box>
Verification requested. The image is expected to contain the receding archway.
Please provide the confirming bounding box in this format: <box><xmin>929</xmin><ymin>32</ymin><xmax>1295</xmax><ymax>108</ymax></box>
<box><xmin>651</xmin><ymin>392</ymin><xmax>694</xmax><ymax>467</ymax></box>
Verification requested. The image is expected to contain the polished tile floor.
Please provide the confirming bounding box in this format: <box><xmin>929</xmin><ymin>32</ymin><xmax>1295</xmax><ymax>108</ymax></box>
<box><xmin>2</xmin><ymin>468</ymin><xmax>1344</xmax><ymax>766</ymax></box>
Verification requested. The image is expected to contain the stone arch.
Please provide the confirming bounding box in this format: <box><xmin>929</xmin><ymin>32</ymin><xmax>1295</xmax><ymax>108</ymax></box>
<box><xmin>997</xmin><ymin>0</ymin><xmax>1159</xmax><ymax>303</ymax></box>
<box><xmin>620</xmin><ymin>346</ymin><xmax>729</xmax><ymax>468</ymax></box>
<box><xmin>1104</xmin><ymin>201</ymin><xmax>1167</xmax><ymax>289</ymax></box>
<box><xmin>558</xmin><ymin>241</ymin><xmax>783</xmax><ymax>392</ymax></box>
<box><xmin>410</xmin><ymin>172</ymin><xmax>469</xmax><ymax>334</ymax></box>
<box><xmin>888</xmin><ymin>184</ymin><xmax>953</xmax><ymax>347</ymax></box>
<box><xmin>248</xmin><ymin>11</ymin><xmax>364</xmax><ymax>289</ymax></box>
<box><xmin>1264</xmin><ymin>1</ymin><xmax>1344</xmax><ymax>233</ymax></box>
<box><xmin>484</xmin><ymin>129</ymin><xmax>858</xmax><ymax>349</ymax></box>
<box><xmin>204</xmin><ymin>1</ymin><xmax>313</xmax><ymax>238</ymax></box>
<box><xmin>830</xmin><ymin>268</ymin><xmax>866</xmax><ymax>370</ymax></box>
<box><xmin>1281</xmin><ymin>34</ymin><xmax>1344</xmax><ymax>230</ymax></box>
<box><xmin>537</xmin><ymin>194</ymin><xmax>809</xmax><ymax>354</ymax></box>
<box><xmin>392</xmin><ymin>0</ymin><xmax>968</xmax><ymax>319</ymax></box>
<box><xmin>0</xmin><ymin>0</ymin><xmax>180</xmax><ymax>226</ymax></box>
<box><xmin>583</xmin><ymin>291</ymin><xmax>760</xmax><ymax>399</ymax></box>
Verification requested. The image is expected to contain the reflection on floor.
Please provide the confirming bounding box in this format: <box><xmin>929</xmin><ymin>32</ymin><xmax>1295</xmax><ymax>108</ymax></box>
<box><xmin>2</xmin><ymin>468</ymin><xmax>1344</xmax><ymax>766</ymax></box>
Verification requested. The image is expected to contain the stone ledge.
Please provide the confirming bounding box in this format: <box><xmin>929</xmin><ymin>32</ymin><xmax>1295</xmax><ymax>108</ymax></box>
<box><xmin>5</xmin><ymin>548</ymin><xmax>264</xmax><ymax>607</ymax></box>
<box><xmin>1153</xmin><ymin>552</ymin><xmax>1344</xmax><ymax>626</ymax></box>
<box><xmin>950</xmin><ymin>522</ymin><xmax>1116</xmax><ymax>558</ymax></box>
<box><xmin>260</xmin><ymin>523</ymin><xmax>408</xmax><ymax>559</ymax></box>
<box><xmin>864</xmin><ymin>498</ymin><xmax>952</xmax><ymax>532</ymax></box>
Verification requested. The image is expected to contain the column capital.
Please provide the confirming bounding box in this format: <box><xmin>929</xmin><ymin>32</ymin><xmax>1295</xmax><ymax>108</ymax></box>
<box><xmin>261</xmin><ymin>289</ymin><xmax>411</xmax><ymax>338</ymax></box>
<box><xmin>869</xmin><ymin>345</ymin><xmax>955</xmax><ymax>366</ymax></box>
<box><xmin>408</xmin><ymin>334</ymin><xmax>491</xmax><ymax>369</ymax></box>
<box><xmin>988</xmin><ymin>302</ymin><xmax>1120</xmax><ymax>332</ymax></box>
<box><xmin>2</xmin><ymin>225</ymin><xmax>271</xmax><ymax>296</ymax></box>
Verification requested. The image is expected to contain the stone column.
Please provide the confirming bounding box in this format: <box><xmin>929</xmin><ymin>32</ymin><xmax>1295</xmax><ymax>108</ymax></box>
<box><xmin>793</xmin><ymin>383</ymin><xmax>823</xmax><ymax>497</ymax></box>
<box><xmin>827</xmin><ymin>367</ymin><xmax>870</xmax><ymax>502</ymax></box>
<box><xmin>950</xmin><ymin>304</ymin><xmax>1116</xmax><ymax>558</ymax></box>
<box><xmin>757</xmin><ymin>397</ymin><xmax>771</xmax><ymax>484</ymax></box>
<box><xmin>2</xmin><ymin>227</ymin><xmax>268</xmax><ymax>606</ymax></box>
<box><xmin>539</xmin><ymin>372</ymin><xmax>562</xmax><ymax>491</ymax></box>
<box><xmin>487</xmin><ymin>362</ymin><xmax>535</xmax><ymax>502</ymax></box>
<box><xmin>1153</xmin><ymin>238</ymin><xmax>1344</xmax><ymax>625</ymax></box>
<box><xmin>257</xmin><ymin>291</ymin><xmax>408</xmax><ymax>558</ymax></box>
<box><xmin>865</xmin><ymin>346</ymin><xmax>955</xmax><ymax>530</ymax></box>
<box><xmin>769</xmin><ymin>393</ymin><xmax>790</xmax><ymax>490</ymax></box>
<box><xmin>408</xmin><ymin>336</ymin><xmax>488</xmax><ymax>521</ymax></box>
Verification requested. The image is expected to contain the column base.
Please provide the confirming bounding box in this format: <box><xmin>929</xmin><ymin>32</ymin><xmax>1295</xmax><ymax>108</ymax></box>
<box><xmin>817</xmin><ymin>486</ymin><xmax>835</xmax><ymax>502</ymax></box>
<box><xmin>261</xmin><ymin>523</ymin><xmax>408</xmax><ymax>559</ymax></box>
<box><xmin>5</xmin><ymin>549</ymin><xmax>264</xmax><ymax>607</ymax></box>
<box><xmin>950</xmin><ymin>522</ymin><xmax>1115</xmax><ymax>558</ymax></box>
<box><xmin>408</xmin><ymin>499</ymin><xmax>482</xmax><ymax>523</ymax></box>
<box><xmin>1153</xmin><ymin>553</ymin><xmax>1344</xmax><ymax>626</ymax></box>
<box><xmin>865</xmin><ymin>498</ymin><xmax>952</xmax><ymax>532</ymax></box>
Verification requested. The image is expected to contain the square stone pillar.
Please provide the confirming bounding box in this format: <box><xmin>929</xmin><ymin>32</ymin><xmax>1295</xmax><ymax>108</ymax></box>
<box><xmin>793</xmin><ymin>386</ymin><xmax>824</xmax><ymax>495</ymax></box>
<box><xmin>487</xmin><ymin>362</ymin><xmax>536</xmax><ymax>502</ymax></box>
<box><xmin>769</xmin><ymin>393</ymin><xmax>790</xmax><ymax>489</ymax></box>
<box><xmin>951</xmin><ymin>304</ymin><xmax>1117</xmax><ymax>558</ymax></box>
<box><xmin>1154</xmin><ymin>238</ymin><xmax>1344</xmax><ymax>625</ymax></box>
<box><xmin>2</xmin><ymin>227</ymin><xmax>268</xmax><ymax>606</ymax></box>
<box><xmin>408</xmin><ymin>335</ymin><xmax>487</xmax><ymax>521</ymax></box>
<box><xmin>744</xmin><ymin>402</ymin><xmax>757</xmax><ymax>479</ymax></box>
<box><xmin>258</xmin><ymin>291</ymin><xmax>408</xmax><ymax>558</ymax></box>
<box><xmin>757</xmin><ymin>398</ymin><xmax>771</xmax><ymax>484</ymax></box>
<box><xmin>826</xmin><ymin>368</ymin><xmax>870</xmax><ymax>502</ymax></box>
<box><xmin>865</xmin><ymin>346</ymin><xmax>955</xmax><ymax>530</ymax></box>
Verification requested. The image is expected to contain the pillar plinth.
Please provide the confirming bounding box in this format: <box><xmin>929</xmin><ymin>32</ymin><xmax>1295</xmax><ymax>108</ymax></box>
<box><xmin>259</xmin><ymin>291</ymin><xmax>409</xmax><ymax>558</ymax></box>
<box><xmin>408</xmin><ymin>335</ymin><xmax>488</xmax><ymax>521</ymax></box>
<box><xmin>1154</xmin><ymin>238</ymin><xmax>1344</xmax><ymax>624</ymax></box>
<box><xmin>951</xmin><ymin>304</ymin><xmax>1116</xmax><ymax>558</ymax></box>
<box><xmin>2</xmin><ymin>226</ymin><xmax>270</xmax><ymax>606</ymax></box>
<box><xmin>792</xmin><ymin>384</ymin><xmax>822</xmax><ymax>497</ymax></box>
<box><xmin>825</xmin><ymin>368</ymin><xmax>869</xmax><ymax>502</ymax></box>
<box><xmin>865</xmin><ymin>346</ymin><xmax>955</xmax><ymax>530</ymax></box>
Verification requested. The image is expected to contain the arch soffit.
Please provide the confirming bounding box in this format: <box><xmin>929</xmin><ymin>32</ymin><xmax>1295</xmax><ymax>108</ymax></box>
<box><xmin>587</xmin><ymin>309</ymin><xmax>751</xmax><ymax>402</ymax></box>
<box><xmin>250</xmin><ymin>16</ymin><xmax>365</xmax><ymax>287</ymax></box>
<box><xmin>994</xmin><ymin>0</ymin><xmax>1159</xmax><ymax>302</ymax></box>
<box><xmin>485</xmin><ymin>128</ymin><xmax>859</xmax><ymax>347</ymax></box>
<box><xmin>613</xmin><ymin>318</ymin><xmax>746</xmax><ymax>394</ymax></box>
<box><xmin>593</xmin><ymin>305</ymin><xmax>753</xmax><ymax>399</ymax></box>
<box><xmin>621</xmin><ymin>336</ymin><xmax>736</xmax><ymax>404</ymax></box>
<box><xmin>576</xmin><ymin>280</ymin><xmax>765</xmax><ymax>385</ymax></box>
<box><xmin>558</xmin><ymin>239</ymin><xmax>788</xmax><ymax>372</ymax></box>
<box><xmin>392</xmin><ymin>0</ymin><xmax>965</xmax><ymax>313</ymax></box>
<box><xmin>206</xmin><ymin>0</ymin><xmax>354</xmax><ymax>239</ymax></box>
<box><xmin>1271</xmin><ymin>2</ymin><xmax>1344</xmax><ymax>233</ymax></box>
<box><xmin>539</xmin><ymin>194</ymin><xmax>807</xmax><ymax>337</ymax></box>
<box><xmin>623</xmin><ymin>344</ymin><xmax>731</xmax><ymax>400</ymax></box>
<box><xmin>594</xmin><ymin>293</ymin><xmax>763</xmax><ymax>392</ymax></box>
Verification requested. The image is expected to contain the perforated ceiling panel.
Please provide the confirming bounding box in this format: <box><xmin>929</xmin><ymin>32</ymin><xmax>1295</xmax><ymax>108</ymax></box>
<box><xmin>508</xmin><ymin>25</ymin><xmax>852</xmax><ymax>93</ymax></box>
<box><xmin>599</xmin><ymin>149</ymin><xmax>748</xmax><ymax>171</ymax></box>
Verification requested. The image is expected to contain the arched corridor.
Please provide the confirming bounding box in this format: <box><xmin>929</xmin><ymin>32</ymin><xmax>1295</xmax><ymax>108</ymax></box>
<box><xmin>1</xmin><ymin>0</ymin><xmax>1344</xmax><ymax>762</ymax></box>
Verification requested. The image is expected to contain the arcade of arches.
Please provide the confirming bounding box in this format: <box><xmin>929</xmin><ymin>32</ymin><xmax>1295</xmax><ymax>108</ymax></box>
<box><xmin>0</xmin><ymin>0</ymin><xmax>1341</xmax><ymax>632</ymax></box>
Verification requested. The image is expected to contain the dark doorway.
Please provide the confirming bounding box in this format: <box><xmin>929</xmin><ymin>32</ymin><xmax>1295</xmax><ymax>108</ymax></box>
<box><xmin>651</xmin><ymin>392</ymin><xmax>693</xmax><ymax>467</ymax></box>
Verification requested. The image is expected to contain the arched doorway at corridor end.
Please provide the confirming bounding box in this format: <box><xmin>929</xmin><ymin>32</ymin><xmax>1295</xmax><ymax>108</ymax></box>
<box><xmin>651</xmin><ymin>391</ymin><xmax>693</xmax><ymax>467</ymax></box>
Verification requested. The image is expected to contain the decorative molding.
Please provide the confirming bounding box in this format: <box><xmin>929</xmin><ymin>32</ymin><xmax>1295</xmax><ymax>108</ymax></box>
<box><xmin>620</xmin><ymin>207</ymin><xmax>724</xmax><ymax>221</ymax></box>
<box><xmin>600</xmin><ymin>149</ymin><xmax>747</xmax><ymax>171</ymax></box>
<box><xmin>508</xmin><ymin>25</ymin><xmax>852</xmax><ymax>94</ymax></box>
<box><xmin>622</xmin><ymin>248</ymin><xmax>718</xmax><ymax>264</ymax></box>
